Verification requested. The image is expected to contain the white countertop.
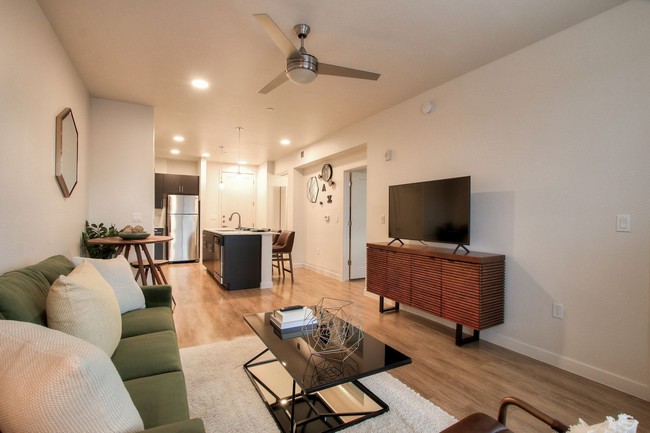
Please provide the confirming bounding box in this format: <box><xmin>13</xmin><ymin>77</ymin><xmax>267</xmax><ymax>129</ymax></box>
<box><xmin>204</xmin><ymin>228</ymin><xmax>275</xmax><ymax>236</ymax></box>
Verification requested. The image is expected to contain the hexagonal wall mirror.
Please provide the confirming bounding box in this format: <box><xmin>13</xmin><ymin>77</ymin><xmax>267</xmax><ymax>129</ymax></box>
<box><xmin>307</xmin><ymin>176</ymin><xmax>319</xmax><ymax>203</ymax></box>
<box><xmin>55</xmin><ymin>107</ymin><xmax>78</xmax><ymax>197</ymax></box>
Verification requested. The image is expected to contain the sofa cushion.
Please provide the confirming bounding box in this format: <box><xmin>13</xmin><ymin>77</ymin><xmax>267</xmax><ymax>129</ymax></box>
<box><xmin>0</xmin><ymin>320</ymin><xmax>144</xmax><ymax>433</ymax></box>
<box><xmin>139</xmin><ymin>419</ymin><xmax>206</xmax><ymax>433</ymax></box>
<box><xmin>0</xmin><ymin>255</ymin><xmax>74</xmax><ymax>325</ymax></box>
<box><xmin>124</xmin><ymin>371</ymin><xmax>191</xmax><ymax>429</ymax></box>
<box><xmin>0</xmin><ymin>268</ymin><xmax>50</xmax><ymax>324</ymax></box>
<box><xmin>47</xmin><ymin>261</ymin><xmax>122</xmax><ymax>356</ymax></box>
<box><xmin>112</xmin><ymin>330</ymin><xmax>183</xmax><ymax>381</ymax></box>
<box><xmin>25</xmin><ymin>255</ymin><xmax>76</xmax><ymax>285</ymax></box>
<box><xmin>121</xmin><ymin>306</ymin><xmax>176</xmax><ymax>337</ymax></box>
<box><xmin>141</xmin><ymin>284</ymin><xmax>174</xmax><ymax>308</ymax></box>
<box><xmin>73</xmin><ymin>256</ymin><xmax>146</xmax><ymax>314</ymax></box>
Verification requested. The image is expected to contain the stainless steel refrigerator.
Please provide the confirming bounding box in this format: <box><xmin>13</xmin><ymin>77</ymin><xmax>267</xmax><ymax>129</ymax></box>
<box><xmin>166</xmin><ymin>195</ymin><xmax>199</xmax><ymax>262</ymax></box>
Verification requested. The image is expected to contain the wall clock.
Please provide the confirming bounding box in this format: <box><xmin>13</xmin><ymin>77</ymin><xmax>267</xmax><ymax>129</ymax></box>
<box><xmin>321</xmin><ymin>163</ymin><xmax>333</xmax><ymax>182</ymax></box>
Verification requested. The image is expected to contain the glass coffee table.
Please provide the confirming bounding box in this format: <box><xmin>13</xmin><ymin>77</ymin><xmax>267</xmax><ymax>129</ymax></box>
<box><xmin>243</xmin><ymin>312</ymin><xmax>412</xmax><ymax>433</ymax></box>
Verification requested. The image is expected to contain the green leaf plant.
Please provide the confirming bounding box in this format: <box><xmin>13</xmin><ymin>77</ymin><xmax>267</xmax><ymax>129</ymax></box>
<box><xmin>82</xmin><ymin>220</ymin><xmax>119</xmax><ymax>259</ymax></box>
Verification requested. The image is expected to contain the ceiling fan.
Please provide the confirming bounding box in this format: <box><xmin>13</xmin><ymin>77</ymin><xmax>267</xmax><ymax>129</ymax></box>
<box><xmin>254</xmin><ymin>13</ymin><xmax>381</xmax><ymax>94</ymax></box>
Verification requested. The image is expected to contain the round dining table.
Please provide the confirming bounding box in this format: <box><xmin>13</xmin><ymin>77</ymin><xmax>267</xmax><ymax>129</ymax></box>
<box><xmin>86</xmin><ymin>235</ymin><xmax>173</xmax><ymax>285</ymax></box>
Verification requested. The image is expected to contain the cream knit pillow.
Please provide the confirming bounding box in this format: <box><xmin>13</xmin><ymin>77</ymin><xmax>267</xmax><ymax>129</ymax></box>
<box><xmin>47</xmin><ymin>261</ymin><xmax>122</xmax><ymax>356</ymax></box>
<box><xmin>0</xmin><ymin>320</ymin><xmax>144</xmax><ymax>433</ymax></box>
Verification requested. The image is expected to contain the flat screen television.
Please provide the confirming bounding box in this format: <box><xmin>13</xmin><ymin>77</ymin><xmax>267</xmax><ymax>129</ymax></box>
<box><xmin>388</xmin><ymin>176</ymin><xmax>471</xmax><ymax>248</ymax></box>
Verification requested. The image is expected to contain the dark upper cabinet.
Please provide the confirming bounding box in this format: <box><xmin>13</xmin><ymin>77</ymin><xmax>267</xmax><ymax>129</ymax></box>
<box><xmin>179</xmin><ymin>175</ymin><xmax>199</xmax><ymax>195</ymax></box>
<box><xmin>155</xmin><ymin>173</ymin><xmax>200</xmax><ymax>208</ymax></box>
<box><xmin>155</xmin><ymin>173</ymin><xmax>164</xmax><ymax>208</ymax></box>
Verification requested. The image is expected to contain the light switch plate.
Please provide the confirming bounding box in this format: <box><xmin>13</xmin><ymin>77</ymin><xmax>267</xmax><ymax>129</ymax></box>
<box><xmin>616</xmin><ymin>214</ymin><xmax>630</xmax><ymax>232</ymax></box>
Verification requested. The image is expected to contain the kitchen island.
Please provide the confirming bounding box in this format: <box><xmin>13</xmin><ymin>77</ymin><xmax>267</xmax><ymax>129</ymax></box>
<box><xmin>202</xmin><ymin>228</ymin><xmax>275</xmax><ymax>290</ymax></box>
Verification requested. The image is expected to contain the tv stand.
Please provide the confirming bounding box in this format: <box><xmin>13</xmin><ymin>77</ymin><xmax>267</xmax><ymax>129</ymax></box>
<box><xmin>387</xmin><ymin>238</ymin><xmax>404</xmax><ymax>246</ymax></box>
<box><xmin>453</xmin><ymin>244</ymin><xmax>470</xmax><ymax>254</ymax></box>
<box><xmin>366</xmin><ymin>243</ymin><xmax>505</xmax><ymax>346</ymax></box>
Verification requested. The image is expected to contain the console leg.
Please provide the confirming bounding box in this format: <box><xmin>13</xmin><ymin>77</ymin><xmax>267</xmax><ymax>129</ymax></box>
<box><xmin>455</xmin><ymin>324</ymin><xmax>480</xmax><ymax>346</ymax></box>
<box><xmin>379</xmin><ymin>296</ymin><xmax>400</xmax><ymax>313</ymax></box>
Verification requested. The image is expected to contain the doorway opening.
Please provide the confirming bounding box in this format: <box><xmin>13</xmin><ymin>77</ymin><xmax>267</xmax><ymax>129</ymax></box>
<box><xmin>343</xmin><ymin>167</ymin><xmax>367</xmax><ymax>281</ymax></box>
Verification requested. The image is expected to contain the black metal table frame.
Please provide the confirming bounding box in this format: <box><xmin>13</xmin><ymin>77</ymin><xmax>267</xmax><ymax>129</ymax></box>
<box><xmin>244</xmin><ymin>347</ymin><xmax>389</xmax><ymax>433</ymax></box>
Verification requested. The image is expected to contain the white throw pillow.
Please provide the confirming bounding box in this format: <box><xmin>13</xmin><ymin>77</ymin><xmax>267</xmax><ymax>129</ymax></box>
<box><xmin>0</xmin><ymin>320</ymin><xmax>144</xmax><ymax>433</ymax></box>
<box><xmin>72</xmin><ymin>256</ymin><xmax>146</xmax><ymax>313</ymax></box>
<box><xmin>47</xmin><ymin>261</ymin><xmax>122</xmax><ymax>356</ymax></box>
<box><xmin>568</xmin><ymin>414</ymin><xmax>638</xmax><ymax>433</ymax></box>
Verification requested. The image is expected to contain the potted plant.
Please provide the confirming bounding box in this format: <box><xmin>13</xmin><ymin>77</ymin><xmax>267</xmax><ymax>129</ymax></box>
<box><xmin>82</xmin><ymin>221</ymin><xmax>119</xmax><ymax>259</ymax></box>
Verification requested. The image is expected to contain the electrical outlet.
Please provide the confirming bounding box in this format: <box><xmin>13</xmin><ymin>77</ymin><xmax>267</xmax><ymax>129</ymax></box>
<box><xmin>132</xmin><ymin>212</ymin><xmax>142</xmax><ymax>222</ymax></box>
<box><xmin>552</xmin><ymin>303</ymin><xmax>564</xmax><ymax>319</ymax></box>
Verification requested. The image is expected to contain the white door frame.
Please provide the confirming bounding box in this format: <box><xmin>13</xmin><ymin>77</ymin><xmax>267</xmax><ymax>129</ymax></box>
<box><xmin>342</xmin><ymin>166</ymin><xmax>367</xmax><ymax>281</ymax></box>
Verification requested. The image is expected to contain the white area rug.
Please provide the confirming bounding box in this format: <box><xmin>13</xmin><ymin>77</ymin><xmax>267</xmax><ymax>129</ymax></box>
<box><xmin>180</xmin><ymin>336</ymin><xmax>457</xmax><ymax>433</ymax></box>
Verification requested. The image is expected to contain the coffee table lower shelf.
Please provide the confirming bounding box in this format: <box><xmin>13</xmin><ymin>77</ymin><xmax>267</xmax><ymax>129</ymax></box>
<box><xmin>244</xmin><ymin>348</ymin><xmax>388</xmax><ymax>433</ymax></box>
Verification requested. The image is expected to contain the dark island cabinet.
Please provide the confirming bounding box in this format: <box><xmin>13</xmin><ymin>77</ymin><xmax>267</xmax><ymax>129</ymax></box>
<box><xmin>366</xmin><ymin>242</ymin><xmax>505</xmax><ymax>346</ymax></box>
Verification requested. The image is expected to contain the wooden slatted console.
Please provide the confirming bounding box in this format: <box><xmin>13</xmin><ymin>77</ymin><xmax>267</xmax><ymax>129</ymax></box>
<box><xmin>366</xmin><ymin>242</ymin><xmax>505</xmax><ymax>346</ymax></box>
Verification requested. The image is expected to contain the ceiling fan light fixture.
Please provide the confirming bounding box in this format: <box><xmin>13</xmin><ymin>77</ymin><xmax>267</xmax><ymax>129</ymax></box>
<box><xmin>286</xmin><ymin>54</ymin><xmax>318</xmax><ymax>84</ymax></box>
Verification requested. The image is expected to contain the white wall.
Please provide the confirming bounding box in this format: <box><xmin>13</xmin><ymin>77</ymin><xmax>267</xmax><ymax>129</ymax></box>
<box><xmin>88</xmin><ymin>98</ymin><xmax>154</xmax><ymax>233</ymax></box>
<box><xmin>274</xmin><ymin>1</ymin><xmax>650</xmax><ymax>399</ymax></box>
<box><xmin>154</xmin><ymin>158</ymin><xmax>200</xmax><ymax>176</ymax></box>
<box><xmin>300</xmin><ymin>148</ymin><xmax>367</xmax><ymax>280</ymax></box>
<box><xmin>0</xmin><ymin>0</ymin><xmax>89</xmax><ymax>272</ymax></box>
<box><xmin>256</xmin><ymin>162</ymin><xmax>269</xmax><ymax>228</ymax></box>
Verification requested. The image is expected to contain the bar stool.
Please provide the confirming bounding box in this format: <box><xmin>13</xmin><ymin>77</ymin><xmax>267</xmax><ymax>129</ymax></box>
<box><xmin>130</xmin><ymin>259</ymin><xmax>176</xmax><ymax>309</ymax></box>
<box><xmin>272</xmin><ymin>230</ymin><xmax>295</xmax><ymax>281</ymax></box>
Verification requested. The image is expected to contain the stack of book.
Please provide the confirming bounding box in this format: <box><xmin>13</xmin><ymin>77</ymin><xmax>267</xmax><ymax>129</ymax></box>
<box><xmin>270</xmin><ymin>305</ymin><xmax>317</xmax><ymax>335</ymax></box>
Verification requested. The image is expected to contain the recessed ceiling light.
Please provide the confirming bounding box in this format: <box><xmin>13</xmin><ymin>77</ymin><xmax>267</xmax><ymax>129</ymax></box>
<box><xmin>238</xmin><ymin>160</ymin><xmax>247</xmax><ymax>165</ymax></box>
<box><xmin>170</xmin><ymin>149</ymin><xmax>180</xmax><ymax>155</ymax></box>
<box><xmin>173</xmin><ymin>135</ymin><xmax>184</xmax><ymax>142</ymax></box>
<box><xmin>280</xmin><ymin>139</ymin><xmax>291</xmax><ymax>145</ymax></box>
<box><xmin>201</xmin><ymin>153</ymin><xmax>210</xmax><ymax>158</ymax></box>
<box><xmin>191</xmin><ymin>79</ymin><xmax>209</xmax><ymax>89</ymax></box>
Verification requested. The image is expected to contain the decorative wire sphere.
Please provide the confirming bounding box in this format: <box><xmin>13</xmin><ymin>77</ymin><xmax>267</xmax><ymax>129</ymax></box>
<box><xmin>304</xmin><ymin>352</ymin><xmax>360</xmax><ymax>386</ymax></box>
<box><xmin>304</xmin><ymin>297</ymin><xmax>363</xmax><ymax>360</ymax></box>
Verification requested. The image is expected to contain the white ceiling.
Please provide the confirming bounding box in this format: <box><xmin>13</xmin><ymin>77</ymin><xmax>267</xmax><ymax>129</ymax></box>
<box><xmin>37</xmin><ymin>0</ymin><xmax>626</xmax><ymax>166</ymax></box>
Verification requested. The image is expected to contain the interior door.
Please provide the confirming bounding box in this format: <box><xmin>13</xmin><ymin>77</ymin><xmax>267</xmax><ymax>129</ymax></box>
<box><xmin>220</xmin><ymin>172</ymin><xmax>255</xmax><ymax>228</ymax></box>
<box><xmin>349</xmin><ymin>170</ymin><xmax>367</xmax><ymax>279</ymax></box>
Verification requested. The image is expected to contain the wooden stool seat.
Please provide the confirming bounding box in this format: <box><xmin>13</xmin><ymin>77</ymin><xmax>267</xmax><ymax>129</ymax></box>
<box><xmin>129</xmin><ymin>259</ymin><xmax>175</xmax><ymax>310</ymax></box>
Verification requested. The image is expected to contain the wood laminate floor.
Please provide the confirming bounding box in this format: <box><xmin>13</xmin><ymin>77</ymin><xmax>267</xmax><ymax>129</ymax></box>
<box><xmin>167</xmin><ymin>263</ymin><xmax>649</xmax><ymax>432</ymax></box>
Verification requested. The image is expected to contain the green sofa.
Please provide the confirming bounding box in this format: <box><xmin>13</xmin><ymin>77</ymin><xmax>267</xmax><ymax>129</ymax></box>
<box><xmin>0</xmin><ymin>255</ymin><xmax>205</xmax><ymax>433</ymax></box>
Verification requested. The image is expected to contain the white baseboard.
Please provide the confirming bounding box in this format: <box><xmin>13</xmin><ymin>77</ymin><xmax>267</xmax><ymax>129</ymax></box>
<box><xmin>484</xmin><ymin>333</ymin><xmax>650</xmax><ymax>401</ymax></box>
<box><xmin>302</xmin><ymin>263</ymin><xmax>342</xmax><ymax>281</ymax></box>
<box><xmin>362</xmin><ymin>291</ymin><xmax>649</xmax><ymax>401</ymax></box>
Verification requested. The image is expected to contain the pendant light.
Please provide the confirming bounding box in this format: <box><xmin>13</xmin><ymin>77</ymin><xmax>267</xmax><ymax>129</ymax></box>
<box><xmin>218</xmin><ymin>146</ymin><xmax>225</xmax><ymax>190</ymax></box>
<box><xmin>236</xmin><ymin>127</ymin><xmax>243</xmax><ymax>177</ymax></box>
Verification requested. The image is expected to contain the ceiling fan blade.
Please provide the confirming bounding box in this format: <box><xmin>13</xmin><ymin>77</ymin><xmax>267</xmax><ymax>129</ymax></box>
<box><xmin>253</xmin><ymin>14</ymin><xmax>300</xmax><ymax>59</ymax></box>
<box><xmin>258</xmin><ymin>70</ymin><xmax>289</xmax><ymax>94</ymax></box>
<box><xmin>319</xmin><ymin>63</ymin><xmax>381</xmax><ymax>81</ymax></box>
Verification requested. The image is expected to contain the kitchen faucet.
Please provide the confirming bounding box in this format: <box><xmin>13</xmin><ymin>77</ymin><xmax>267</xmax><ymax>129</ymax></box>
<box><xmin>228</xmin><ymin>212</ymin><xmax>242</xmax><ymax>229</ymax></box>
